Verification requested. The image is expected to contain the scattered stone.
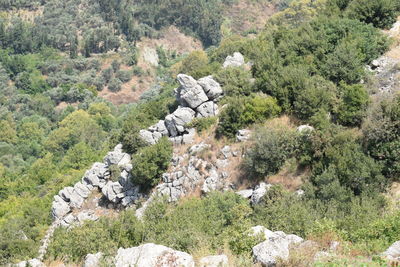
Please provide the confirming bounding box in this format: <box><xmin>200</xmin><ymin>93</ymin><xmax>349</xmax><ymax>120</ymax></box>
<box><xmin>251</xmin><ymin>182</ymin><xmax>272</xmax><ymax>205</ymax></box>
<box><xmin>297</xmin><ymin>125</ymin><xmax>314</xmax><ymax>133</ymax></box>
<box><xmin>115</xmin><ymin>243</ymin><xmax>195</xmax><ymax>267</ymax></box>
<box><xmin>236</xmin><ymin>129</ymin><xmax>251</xmax><ymax>142</ymax></box>
<box><xmin>189</xmin><ymin>142</ymin><xmax>210</xmax><ymax>155</ymax></box>
<box><xmin>84</xmin><ymin>252</ymin><xmax>103</xmax><ymax>267</ymax></box>
<box><xmin>199</xmin><ymin>255</ymin><xmax>229</xmax><ymax>267</ymax></box>
<box><xmin>382</xmin><ymin>241</ymin><xmax>400</xmax><ymax>261</ymax></box>
<box><xmin>223</xmin><ymin>52</ymin><xmax>245</xmax><ymax>68</ymax></box>
<box><xmin>236</xmin><ymin>189</ymin><xmax>253</xmax><ymax>199</ymax></box>
<box><xmin>182</xmin><ymin>128</ymin><xmax>196</xmax><ymax>145</ymax></box>
<box><xmin>14</xmin><ymin>259</ymin><xmax>44</xmax><ymax>267</ymax></box>
<box><xmin>220</xmin><ymin>146</ymin><xmax>233</xmax><ymax>159</ymax></box>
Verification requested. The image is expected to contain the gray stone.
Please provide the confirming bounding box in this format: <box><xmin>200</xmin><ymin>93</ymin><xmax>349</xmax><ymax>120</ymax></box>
<box><xmin>202</xmin><ymin>169</ymin><xmax>222</xmax><ymax>194</ymax></box>
<box><xmin>182</xmin><ymin>128</ymin><xmax>196</xmax><ymax>145</ymax></box>
<box><xmin>139</xmin><ymin>129</ymin><xmax>156</xmax><ymax>145</ymax></box>
<box><xmin>220</xmin><ymin>146</ymin><xmax>233</xmax><ymax>159</ymax></box>
<box><xmin>74</xmin><ymin>182</ymin><xmax>91</xmax><ymax>199</ymax></box>
<box><xmin>197</xmin><ymin>76</ymin><xmax>223</xmax><ymax>100</ymax></box>
<box><xmin>236</xmin><ymin>129</ymin><xmax>252</xmax><ymax>142</ymax></box>
<box><xmin>15</xmin><ymin>259</ymin><xmax>44</xmax><ymax>267</ymax></box>
<box><xmin>84</xmin><ymin>252</ymin><xmax>103</xmax><ymax>267</ymax></box>
<box><xmin>173</xmin><ymin>107</ymin><xmax>196</xmax><ymax>133</ymax></box>
<box><xmin>189</xmin><ymin>142</ymin><xmax>210</xmax><ymax>155</ymax></box>
<box><xmin>176</xmin><ymin>74</ymin><xmax>209</xmax><ymax>109</ymax></box>
<box><xmin>382</xmin><ymin>241</ymin><xmax>400</xmax><ymax>261</ymax></box>
<box><xmin>115</xmin><ymin>243</ymin><xmax>195</xmax><ymax>267</ymax></box>
<box><xmin>63</xmin><ymin>213</ymin><xmax>76</xmax><ymax>225</ymax></box>
<box><xmin>77</xmin><ymin>210</ymin><xmax>99</xmax><ymax>223</ymax></box>
<box><xmin>251</xmin><ymin>182</ymin><xmax>272</xmax><ymax>205</ymax></box>
<box><xmin>51</xmin><ymin>195</ymin><xmax>71</xmax><ymax>219</ymax></box>
<box><xmin>199</xmin><ymin>255</ymin><xmax>229</xmax><ymax>267</ymax></box>
<box><xmin>223</xmin><ymin>52</ymin><xmax>245</xmax><ymax>68</ymax></box>
<box><xmin>102</xmin><ymin>181</ymin><xmax>118</xmax><ymax>203</ymax></box>
<box><xmin>104</xmin><ymin>145</ymin><xmax>131</xmax><ymax>166</ymax></box>
<box><xmin>83</xmin><ymin>162</ymin><xmax>109</xmax><ymax>187</ymax></box>
<box><xmin>59</xmin><ymin>186</ymin><xmax>74</xmax><ymax>202</ymax></box>
<box><xmin>297</xmin><ymin>125</ymin><xmax>314</xmax><ymax>133</ymax></box>
<box><xmin>69</xmin><ymin>190</ymin><xmax>85</xmax><ymax>209</ymax></box>
<box><xmin>196</xmin><ymin>101</ymin><xmax>218</xmax><ymax>118</ymax></box>
<box><xmin>169</xmin><ymin>136</ymin><xmax>183</xmax><ymax>145</ymax></box>
<box><xmin>236</xmin><ymin>189</ymin><xmax>253</xmax><ymax>199</ymax></box>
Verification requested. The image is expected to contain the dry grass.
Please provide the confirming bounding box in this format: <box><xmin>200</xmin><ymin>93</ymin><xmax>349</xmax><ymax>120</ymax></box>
<box><xmin>267</xmin><ymin>160</ymin><xmax>309</xmax><ymax>192</ymax></box>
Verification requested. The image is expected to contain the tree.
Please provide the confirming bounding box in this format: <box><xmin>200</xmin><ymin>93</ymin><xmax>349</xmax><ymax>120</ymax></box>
<box><xmin>131</xmin><ymin>138</ymin><xmax>173</xmax><ymax>189</ymax></box>
<box><xmin>337</xmin><ymin>83</ymin><xmax>369</xmax><ymax>126</ymax></box>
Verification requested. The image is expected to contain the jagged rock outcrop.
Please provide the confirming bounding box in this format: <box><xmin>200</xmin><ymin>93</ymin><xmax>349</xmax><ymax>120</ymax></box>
<box><xmin>115</xmin><ymin>243</ymin><xmax>195</xmax><ymax>267</ymax></box>
<box><xmin>140</xmin><ymin>73</ymin><xmax>223</xmax><ymax>146</ymax></box>
<box><xmin>368</xmin><ymin>56</ymin><xmax>399</xmax><ymax>93</ymax></box>
<box><xmin>199</xmin><ymin>255</ymin><xmax>229</xmax><ymax>267</ymax></box>
<box><xmin>251</xmin><ymin>226</ymin><xmax>304</xmax><ymax>266</ymax></box>
<box><xmin>382</xmin><ymin>241</ymin><xmax>400</xmax><ymax>261</ymax></box>
<box><xmin>51</xmin><ymin>144</ymin><xmax>140</xmax><ymax>223</ymax></box>
<box><xmin>236</xmin><ymin>129</ymin><xmax>252</xmax><ymax>142</ymax></box>
<box><xmin>223</xmin><ymin>52</ymin><xmax>245</xmax><ymax>68</ymax></box>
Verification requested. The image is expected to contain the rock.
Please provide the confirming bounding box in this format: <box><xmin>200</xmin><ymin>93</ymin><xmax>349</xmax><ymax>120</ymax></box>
<box><xmin>77</xmin><ymin>210</ymin><xmax>99</xmax><ymax>223</ymax></box>
<box><xmin>216</xmin><ymin>159</ymin><xmax>229</xmax><ymax>169</ymax></box>
<box><xmin>250</xmin><ymin>226</ymin><xmax>276</xmax><ymax>240</ymax></box>
<box><xmin>197</xmin><ymin>76</ymin><xmax>223</xmax><ymax>100</ymax></box>
<box><xmin>15</xmin><ymin>259</ymin><xmax>44</xmax><ymax>267</ymax></box>
<box><xmin>150</xmin><ymin>120</ymin><xmax>169</xmax><ymax>136</ymax></box>
<box><xmin>63</xmin><ymin>213</ymin><xmax>76</xmax><ymax>225</ymax></box>
<box><xmin>115</xmin><ymin>243</ymin><xmax>195</xmax><ymax>267</ymax></box>
<box><xmin>83</xmin><ymin>162</ymin><xmax>109</xmax><ymax>187</ymax></box>
<box><xmin>165</xmin><ymin>107</ymin><xmax>196</xmax><ymax>137</ymax></box>
<box><xmin>142</xmin><ymin>47</ymin><xmax>159</xmax><ymax>67</ymax></box>
<box><xmin>382</xmin><ymin>241</ymin><xmax>400</xmax><ymax>261</ymax></box>
<box><xmin>236</xmin><ymin>189</ymin><xmax>253</xmax><ymax>199</ymax></box>
<box><xmin>196</xmin><ymin>101</ymin><xmax>219</xmax><ymax>118</ymax></box>
<box><xmin>223</xmin><ymin>52</ymin><xmax>245</xmax><ymax>68</ymax></box>
<box><xmin>84</xmin><ymin>252</ymin><xmax>103</xmax><ymax>267</ymax></box>
<box><xmin>104</xmin><ymin>145</ymin><xmax>131</xmax><ymax>166</ymax></box>
<box><xmin>295</xmin><ymin>189</ymin><xmax>305</xmax><ymax>196</ymax></box>
<box><xmin>199</xmin><ymin>255</ymin><xmax>229</xmax><ymax>267</ymax></box>
<box><xmin>252</xmin><ymin>231</ymin><xmax>303</xmax><ymax>266</ymax></box>
<box><xmin>202</xmin><ymin>169</ymin><xmax>223</xmax><ymax>193</ymax></box>
<box><xmin>297</xmin><ymin>125</ymin><xmax>314</xmax><ymax>133</ymax></box>
<box><xmin>251</xmin><ymin>182</ymin><xmax>272</xmax><ymax>205</ymax></box>
<box><xmin>189</xmin><ymin>142</ymin><xmax>210</xmax><ymax>155</ymax></box>
<box><xmin>102</xmin><ymin>181</ymin><xmax>119</xmax><ymax>203</ymax></box>
<box><xmin>236</xmin><ymin>129</ymin><xmax>251</xmax><ymax>142</ymax></box>
<box><xmin>74</xmin><ymin>182</ymin><xmax>91</xmax><ymax>199</ymax></box>
<box><xmin>51</xmin><ymin>195</ymin><xmax>71</xmax><ymax>219</ymax></box>
<box><xmin>220</xmin><ymin>146</ymin><xmax>233</xmax><ymax>159</ymax></box>
<box><xmin>59</xmin><ymin>186</ymin><xmax>74</xmax><ymax>202</ymax></box>
<box><xmin>139</xmin><ymin>129</ymin><xmax>157</xmax><ymax>145</ymax></box>
<box><xmin>182</xmin><ymin>128</ymin><xmax>196</xmax><ymax>145</ymax></box>
<box><xmin>69</xmin><ymin>190</ymin><xmax>85</xmax><ymax>209</ymax></box>
<box><xmin>176</xmin><ymin>74</ymin><xmax>209</xmax><ymax>109</ymax></box>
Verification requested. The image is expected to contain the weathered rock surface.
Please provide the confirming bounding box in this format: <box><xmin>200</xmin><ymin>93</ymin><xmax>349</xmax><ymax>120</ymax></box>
<box><xmin>196</xmin><ymin>101</ymin><xmax>219</xmax><ymax>118</ymax></box>
<box><xmin>223</xmin><ymin>52</ymin><xmax>245</xmax><ymax>68</ymax></box>
<box><xmin>297</xmin><ymin>125</ymin><xmax>314</xmax><ymax>133</ymax></box>
<box><xmin>115</xmin><ymin>243</ymin><xmax>195</xmax><ymax>267</ymax></box>
<box><xmin>84</xmin><ymin>252</ymin><xmax>103</xmax><ymax>267</ymax></box>
<box><xmin>197</xmin><ymin>76</ymin><xmax>223</xmax><ymax>100</ymax></box>
<box><xmin>252</xmin><ymin>227</ymin><xmax>304</xmax><ymax>266</ymax></box>
<box><xmin>14</xmin><ymin>259</ymin><xmax>44</xmax><ymax>267</ymax></box>
<box><xmin>199</xmin><ymin>255</ymin><xmax>229</xmax><ymax>267</ymax></box>
<box><xmin>251</xmin><ymin>182</ymin><xmax>272</xmax><ymax>205</ymax></box>
<box><xmin>382</xmin><ymin>241</ymin><xmax>400</xmax><ymax>261</ymax></box>
<box><xmin>236</xmin><ymin>129</ymin><xmax>252</xmax><ymax>142</ymax></box>
<box><xmin>177</xmin><ymin>74</ymin><xmax>209</xmax><ymax>109</ymax></box>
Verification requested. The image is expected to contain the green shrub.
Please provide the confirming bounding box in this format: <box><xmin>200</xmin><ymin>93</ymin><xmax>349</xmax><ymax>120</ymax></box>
<box><xmin>336</xmin><ymin>83</ymin><xmax>370</xmax><ymax>126</ymax></box>
<box><xmin>214</xmin><ymin>67</ymin><xmax>254</xmax><ymax>97</ymax></box>
<box><xmin>131</xmin><ymin>138</ymin><xmax>173</xmax><ymax>189</ymax></box>
<box><xmin>345</xmin><ymin>0</ymin><xmax>398</xmax><ymax>29</ymax></box>
<box><xmin>186</xmin><ymin>117</ymin><xmax>217</xmax><ymax>133</ymax></box>
<box><xmin>216</xmin><ymin>95</ymin><xmax>281</xmax><ymax>139</ymax></box>
<box><xmin>115</xmin><ymin>70</ymin><xmax>133</xmax><ymax>83</ymax></box>
<box><xmin>244</xmin><ymin>124</ymin><xmax>298</xmax><ymax>179</ymax></box>
<box><xmin>108</xmin><ymin>78</ymin><xmax>122</xmax><ymax>92</ymax></box>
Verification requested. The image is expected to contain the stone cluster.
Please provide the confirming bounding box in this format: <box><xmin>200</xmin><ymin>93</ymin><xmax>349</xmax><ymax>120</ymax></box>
<box><xmin>51</xmin><ymin>144</ymin><xmax>141</xmax><ymax>224</ymax></box>
<box><xmin>140</xmin><ymin>74</ymin><xmax>223</xmax><ymax>146</ymax></box>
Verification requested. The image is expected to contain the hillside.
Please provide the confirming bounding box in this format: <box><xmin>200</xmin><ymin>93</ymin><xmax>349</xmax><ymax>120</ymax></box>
<box><xmin>1</xmin><ymin>0</ymin><xmax>400</xmax><ymax>266</ymax></box>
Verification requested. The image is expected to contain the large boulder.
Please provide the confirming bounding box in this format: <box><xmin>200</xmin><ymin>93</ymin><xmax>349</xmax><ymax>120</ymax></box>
<box><xmin>382</xmin><ymin>241</ymin><xmax>400</xmax><ymax>261</ymax></box>
<box><xmin>139</xmin><ymin>129</ymin><xmax>157</xmax><ymax>145</ymax></box>
<box><xmin>197</xmin><ymin>76</ymin><xmax>223</xmax><ymax>100</ymax></box>
<box><xmin>196</xmin><ymin>101</ymin><xmax>219</xmax><ymax>118</ymax></box>
<box><xmin>223</xmin><ymin>52</ymin><xmax>245</xmax><ymax>68</ymax></box>
<box><xmin>236</xmin><ymin>129</ymin><xmax>252</xmax><ymax>142</ymax></box>
<box><xmin>51</xmin><ymin>195</ymin><xmax>71</xmax><ymax>219</ymax></box>
<box><xmin>82</xmin><ymin>162</ymin><xmax>109</xmax><ymax>188</ymax></box>
<box><xmin>199</xmin><ymin>255</ymin><xmax>229</xmax><ymax>267</ymax></box>
<box><xmin>165</xmin><ymin>107</ymin><xmax>196</xmax><ymax>137</ymax></box>
<box><xmin>252</xmin><ymin>229</ymin><xmax>303</xmax><ymax>266</ymax></box>
<box><xmin>115</xmin><ymin>243</ymin><xmax>195</xmax><ymax>267</ymax></box>
<box><xmin>84</xmin><ymin>252</ymin><xmax>103</xmax><ymax>267</ymax></box>
<box><xmin>176</xmin><ymin>74</ymin><xmax>209</xmax><ymax>109</ymax></box>
<box><xmin>101</xmin><ymin>181</ymin><xmax>121</xmax><ymax>203</ymax></box>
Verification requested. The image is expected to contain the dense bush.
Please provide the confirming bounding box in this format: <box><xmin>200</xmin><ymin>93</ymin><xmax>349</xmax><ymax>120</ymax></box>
<box><xmin>131</xmin><ymin>138</ymin><xmax>173</xmax><ymax>189</ymax></box>
<box><xmin>345</xmin><ymin>0</ymin><xmax>398</xmax><ymax>29</ymax></box>
<box><xmin>214</xmin><ymin>67</ymin><xmax>254</xmax><ymax>97</ymax></box>
<box><xmin>216</xmin><ymin>94</ymin><xmax>281</xmax><ymax>139</ymax></box>
<box><xmin>107</xmin><ymin>78</ymin><xmax>122</xmax><ymax>92</ymax></box>
<box><xmin>244</xmin><ymin>124</ymin><xmax>298</xmax><ymax>179</ymax></box>
<box><xmin>336</xmin><ymin>83</ymin><xmax>370</xmax><ymax>126</ymax></box>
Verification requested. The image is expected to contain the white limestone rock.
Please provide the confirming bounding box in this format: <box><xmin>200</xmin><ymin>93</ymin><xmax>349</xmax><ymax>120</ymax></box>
<box><xmin>236</xmin><ymin>189</ymin><xmax>254</xmax><ymax>199</ymax></box>
<box><xmin>176</xmin><ymin>74</ymin><xmax>209</xmax><ymax>109</ymax></box>
<box><xmin>197</xmin><ymin>76</ymin><xmax>223</xmax><ymax>100</ymax></box>
<box><xmin>51</xmin><ymin>195</ymin><xmax>71</xmax><ymax>219</ymax></box>
<box><xmin>115</xmin><ymin>243</ymin><xmax>195</xmax><ymax>267</ymax></box>
<box><xmin>251</xmin><ymin>182</ymin><xmax>272</xmax><ymax>205</ymax></box>
<box><xmin>84</xmin><ymin>252</ymin><xmax>103</xmax><ymax>267</ymax></box>
<box><xmin>382</xmin><ymin>241</ymin><xmax>400</xmax><ymax>261</ymax></box>
<box><xmin>223</xmin><ymin>52</ymin><xmax>245</xmax><ymax>68</ymax></box>
<box><xmin>199</xmin><ymin>255</ymin><xmax>229</xmax><ymax>267</ymax></box>
<box><xmin>196</xmin><ymin>101</ymin><xmax>219</xmax><ymax>118</ymax></box>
